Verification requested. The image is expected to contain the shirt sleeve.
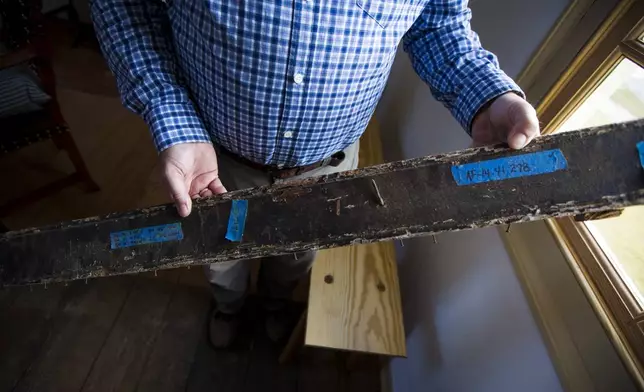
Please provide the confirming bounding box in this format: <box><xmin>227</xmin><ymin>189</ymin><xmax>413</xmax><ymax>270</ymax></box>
<box><xmin>90</xmin><ymin>0</ymin><xmax>211</xmax><ymax>152</ymax></box>
<box><xmin>402</xmin><ymin>0</ymin><xmax>524</xmax><ymax>135</ymax></box>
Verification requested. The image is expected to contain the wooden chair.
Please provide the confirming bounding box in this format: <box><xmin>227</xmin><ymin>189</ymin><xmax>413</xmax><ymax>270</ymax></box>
<box><xmin>0</xmin><ymin>0</ymin><xmax>99</xmax><ymax>218</ymax></box>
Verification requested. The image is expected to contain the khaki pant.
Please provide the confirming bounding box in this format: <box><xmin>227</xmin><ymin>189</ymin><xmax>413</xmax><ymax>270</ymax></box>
<box><xmin>205</xmin><ymin>141</ymin><xmax>360</xmax><ymax>313</ymax></box>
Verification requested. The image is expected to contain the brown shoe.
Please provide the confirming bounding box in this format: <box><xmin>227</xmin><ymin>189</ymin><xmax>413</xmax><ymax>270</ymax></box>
<box><xmin>208</xmin><ymin>310</ymin><xmax>241</xmax><ymax>348</ymax></box>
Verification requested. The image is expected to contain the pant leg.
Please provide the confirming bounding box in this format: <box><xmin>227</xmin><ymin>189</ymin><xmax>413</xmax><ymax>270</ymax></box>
<box><xmin>258</xmin><ymin>251</ymin><xmax>316</xmax><ymax>310</ymax></box>
<box><xmin>204</xmin><ymin>259</ymin><xmax>252</xmax><ymax>314</ymax></box>
<box><xmin>203</xmin><ymin>148</ymin><xmax>272</xmax><ymax>313</ymax></box>
<box><xmin>258</xmin><ymin>140</ymin><xmax>360</xmax><ymax>303</ymax></box>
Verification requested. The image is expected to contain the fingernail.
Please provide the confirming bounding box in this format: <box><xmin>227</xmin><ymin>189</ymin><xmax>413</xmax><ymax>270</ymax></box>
<box><xmin>513</xmin><ymin>133</ymin><xmax>527</xmax><ymax>149</ymax></box>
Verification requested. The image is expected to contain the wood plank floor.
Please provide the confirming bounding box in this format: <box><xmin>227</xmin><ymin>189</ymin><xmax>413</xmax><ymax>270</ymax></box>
<box><xmin>0</xmin><ymin>20</ymin><xmax>381</xmax><ymax>392</ymax></box>
<box><xmin>0</xmin><ymin>270</ymin><xmax>380</xmax><ymax>392</ymax></box>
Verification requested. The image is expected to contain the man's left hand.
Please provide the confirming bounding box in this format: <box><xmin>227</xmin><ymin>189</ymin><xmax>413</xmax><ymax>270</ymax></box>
<box><xmin>471</xmin><ymin>92</ymin><xmax>540</xmax><ymax>149</ymax></box>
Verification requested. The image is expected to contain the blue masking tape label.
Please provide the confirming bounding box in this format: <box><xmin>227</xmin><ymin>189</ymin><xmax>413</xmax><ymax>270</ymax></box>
<box><xmin>451</xmin><ymin>149</ymin><xmax>568</xmax><ymax>186</ymax></box>
<box><xmin>110</xmin><ymin>222</ymin><xmax>183</xmax><ymax>249</ymax></box>
<box><xmin>637</xmin><ymin>141</ymin><xmax>644</xmax><ymax>169</ymax></box>
<box><xmin>225</xmin><ymin>199</ymin><xmax>248</xmax><ymax>242</ymax></box>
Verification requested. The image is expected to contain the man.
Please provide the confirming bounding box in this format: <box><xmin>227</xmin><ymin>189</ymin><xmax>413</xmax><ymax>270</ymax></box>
<box><xmin>91</xmin><ymin>0</ymin><xmax>540</xmax><ymax>348</ymax></box>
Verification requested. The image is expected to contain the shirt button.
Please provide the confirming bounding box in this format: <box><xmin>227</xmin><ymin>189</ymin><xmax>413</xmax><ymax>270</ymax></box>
<box><xmin>283</xmin><ymin>130</ymin><xmax>294</xmax><ymax>138</ymax></box>
<box><xmin>293</xmin><ymin>73</ymin><xmax>304</xmax><ymax>84</ymax></box>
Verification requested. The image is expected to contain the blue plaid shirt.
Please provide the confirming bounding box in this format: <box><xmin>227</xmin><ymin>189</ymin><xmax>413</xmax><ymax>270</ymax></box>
<box><xmin>91</xmin><ymin>0</ymin><xmax>521</xmax><ymax>166</ymax></box>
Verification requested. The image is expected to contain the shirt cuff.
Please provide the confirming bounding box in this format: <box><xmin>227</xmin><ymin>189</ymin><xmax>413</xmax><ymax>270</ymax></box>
<box><xmin>143</xmin><ymin>102</ymin><xmax>212</xmax><ymax>152</ymax></box>
<box><xmin>452</xmin><ymin>68</ymin><xmax>525</xmax><ymax>136</ymax></box>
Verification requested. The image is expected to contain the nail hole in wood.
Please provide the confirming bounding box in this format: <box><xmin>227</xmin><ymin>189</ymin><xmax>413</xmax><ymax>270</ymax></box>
<box><xmin>324</xmin><ymin>274</ymin><xmax>334</xmax><ymax>284</ymax></box>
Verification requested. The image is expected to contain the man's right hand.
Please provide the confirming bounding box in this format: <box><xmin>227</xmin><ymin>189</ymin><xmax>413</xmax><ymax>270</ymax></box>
<box><xmin>160</xmin><ymin>142</ymin><xmax>227</xmax><ymax>217</ymax></box>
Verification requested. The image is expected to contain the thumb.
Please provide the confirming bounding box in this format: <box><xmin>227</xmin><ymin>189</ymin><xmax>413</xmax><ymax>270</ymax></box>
<box><xmin>507</xmin><ymin>100</ymin><xmax>540</xmax><ymax>149</ymax></box>
<box><xmin>164</xmin><ymin>167</ymin><xmax>192</xmax><ymax>217</ymax></box>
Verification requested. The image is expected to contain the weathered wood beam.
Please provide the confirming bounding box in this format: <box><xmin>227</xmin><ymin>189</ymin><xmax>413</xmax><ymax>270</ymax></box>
<box><xmin>2</xmin><ymin>120</ymin><xmax>644</xmax><ymax>286</ymax></box>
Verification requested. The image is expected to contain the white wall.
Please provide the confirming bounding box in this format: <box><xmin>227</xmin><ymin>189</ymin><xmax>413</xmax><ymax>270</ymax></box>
<box><xmin>376</xmin><ymin>1</ymin><xmax>573</xmax><ymax>391</ymax></box>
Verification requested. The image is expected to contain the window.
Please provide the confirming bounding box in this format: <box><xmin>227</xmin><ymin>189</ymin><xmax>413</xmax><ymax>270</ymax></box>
<box><xmin>537</xmin><ymin>0</ymin><xmax>644</xmax><ymax>378</ymax></box>
<box><xmin>556</xmin><ymin>59</ymin><xmax>644</xmax><ymax>132</ymax></box>
<box><xmin>556</xmin><ymin>58</ymin><xmax>644</xmax><ymax>305</ymax></box>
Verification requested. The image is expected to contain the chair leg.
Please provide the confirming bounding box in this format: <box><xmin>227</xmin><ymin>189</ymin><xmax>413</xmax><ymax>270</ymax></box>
<box><xmin>53</xmin><ymin>132</ymin><xmax>100</xmax><ymax>192</ymax></box>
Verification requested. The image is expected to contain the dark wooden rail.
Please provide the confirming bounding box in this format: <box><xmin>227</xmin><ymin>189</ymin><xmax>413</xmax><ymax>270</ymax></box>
<box><xmin>2</xmin><ymin>120</ymin><xmax>644</xmax><ymax>286</ymax></box>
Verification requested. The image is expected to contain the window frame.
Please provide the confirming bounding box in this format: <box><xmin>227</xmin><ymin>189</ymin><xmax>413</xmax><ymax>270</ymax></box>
<box><xmin>537</xmin><ymin>0</ymin><xmax>644</xmax><ymax>134</ymax></box>
<box><xmin>531</xmin><ymin>0</ymin><xmax>644</xmax><ymax>382</ymax></box>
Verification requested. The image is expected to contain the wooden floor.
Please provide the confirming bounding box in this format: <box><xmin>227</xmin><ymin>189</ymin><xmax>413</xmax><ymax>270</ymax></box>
<box><xmin>0</xmin><ymin>21</ymin><xmax>381</xmax><ymax>392</ymax></box>
<box><xmin>0</xmin><ymin>268</ymin><xmax>380</xmax><ymax>392</ymax></box>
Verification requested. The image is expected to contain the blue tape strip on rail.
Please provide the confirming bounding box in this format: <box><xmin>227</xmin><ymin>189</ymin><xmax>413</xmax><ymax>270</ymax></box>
<box><xmin>225</xmin><ymin>199</ymin><xmax>249</xmax><ymax>242</ymax></box>
<box><xmin>637</xmin><ymin>141</ymin><xmax>644</xmax><ymax>169</ymax></box>
<box><xmin>110</xmin><ymin>222</ymin><xmax>183</xmax><ymax>249</ymax></box>
<box><xmin>451</xmin><ymin>149</ymin><xmax>568</xmax><ymax>186</ymax></box>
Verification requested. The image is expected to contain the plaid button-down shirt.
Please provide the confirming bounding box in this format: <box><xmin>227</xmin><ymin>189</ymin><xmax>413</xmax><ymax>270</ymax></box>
<box><xmin>91</xmin><ymin>0</ymin><xmax>521</xmax><ymax>166</ymax></box>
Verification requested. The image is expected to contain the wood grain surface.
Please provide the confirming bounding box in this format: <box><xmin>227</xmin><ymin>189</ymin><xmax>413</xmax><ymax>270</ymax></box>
<box><xmin>307</xmin><ymin>244</ymin><xmax>405</xmax><ymax>355</ymax></box>
<box><xmin>0</xmin><ymin>285</ymin><xmax>66</xmax><ymax>391</ymax></box>
<box><xmin>135</xmin><ymin>271</ymin><xmax>211</xmax><ymax>392</ymax></box>
<box><xmin>13</xmin><ymin>278</ymin><xmax>132</xmax><ymax>392</ymax></box>
<box><xmin>306</xmin><ymin>120</ymin><xmax>406</xmax><ymax>356</ymax></box>
<box><xmin>79</xmin><ymin>270</ymin><xmax>179</xmax><ymax>392</ymax></box>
